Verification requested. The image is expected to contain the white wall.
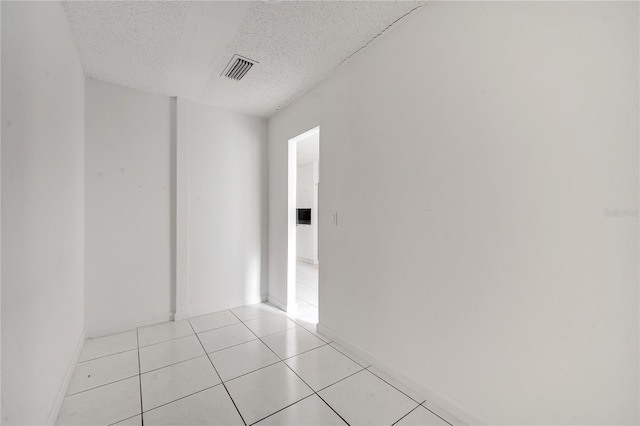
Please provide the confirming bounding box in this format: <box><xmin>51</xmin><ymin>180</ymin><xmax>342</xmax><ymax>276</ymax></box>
<box><xmin>268</xmin><ymin>2</ymin><xmax>639</xmax><ymax>424</ymax></box>
<box><xmin>1</xmin><ymin>2</ymin><xmax>85</xmax><ymax>423</ymax></box>
<box><xmin>186</xmin><ymin>100</ymin><xmax>268</xmax><ymax>317</ymax></box>
<box><xmin>85</xmin><ymin>79</ymin><xmax>174</xmax><ymax>337</ymax></box>
<box><xmin>296</xmin><ymin>161</ymin><xmax>318</xmax><ymax>263</ymax></box>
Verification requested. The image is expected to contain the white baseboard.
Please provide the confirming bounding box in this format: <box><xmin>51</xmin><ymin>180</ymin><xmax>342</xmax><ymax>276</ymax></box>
<box><xmin>46</xmin><ymin>328</ymin><xmax>85</xmax><ymax>425</ymax></box>
<box><xmin>317</xmin><ymin>323</ymin><xmax>488</xmax><ymax>426</ymax></box>
<box><xmin>266</xmin><ymin>294</ymin><xmax>287</xmax><ymax>312</ymax></box>
<box><xmin>267</xmin><ymin>294</ymin><xmax>300</xmax><ymax>314</ymax></box>
<box><xmin>188</xmin><ymin>296</ymin><xmax>265</xmax><ymax>319</ymax></box>
<box><xmin>88</xmin><ymin>312</ymin><xmax>174</xmax><ymax>338</ymax></box>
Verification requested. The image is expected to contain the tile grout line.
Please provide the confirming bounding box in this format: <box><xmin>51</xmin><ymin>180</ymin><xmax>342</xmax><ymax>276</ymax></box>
<box><xmin>202</xmin><ymin>330</ymin><xmax>327</xmax><ymax>384</ymax></box>
<box><xmin>140</xmin><ymin>353</ymin><xmax>208</xmax><ymax>376</ymax></box>
<box><xmin>247</xmin><ymin>394</ymin><xmax>317</xmax><ymax>425</ymax></box>
<box><xmin>313</xmin><ymin>367</ymin><xmax>366</xmax><ymax>394</ymax></box>
<box><xmin>67</xmin><ymin>340</ymin><xmax>215</xmax><ymax>399</ymax></box>
<box><xmin>229</xmin><ymin>311</ymin><xmax>325</xmax><ymax>426</ymax></box>
<box><xmin>390</xmin><ymin>403</ymin><xmax>423</xmax><ymax>426</ymax></box>
<box><xmin>78</xmin><ymin>311</ymin><xmax>310</xmax><ymax>410</ymax></box>
<box><xmin>138</xmin><ymin>317</ymin><xmax>243</xmax><ymax>350</ymax></box>
<box><xmin>293</xmin><ymin>323</ymin><xmax>331</xmax><ymax>343</ymax></box>
<box><xmin>281</xmin><ymin>341</ymin><xmax>330</xmax><ymax>360</ymax></box>
<box><xmin>107</xmin><ymin>412</ymin><xmax>141</xmax><ymax>426</ymax></box>
<box><xmin>206</xmin><ymin>336</ymin><xmax>260</xmax><ymax>355</ymax></box>
<box><xmin>315</xmin><ymin>392</ymin><xmax>351</xmax><ymax>426</ymax></box>
<box><xmin>365</xmin><ymin>366</ymin><xmax>428</xmax><ymax>405</ymax></box>
<box><xmin>420</xmin><ymin>402</ymin><xmax>454</xmax><ymax>426</ymax></box>
<box><xmin>217</xmin><ymin>359</ymin><xmax>283</xmax><ymax>384</ymax></box>
<box><xmin>183</xmin><ymin>305</ymin><xmax>445</xmax><ymax>426</ymax></box>
<box><xmin>239</xmin><ymin>323</ymin><xmax>298</xmax><ymax>339</ymax></box>
<box><xmin>72</xmin><ymin>349</ymin><xmax>289</xmax><ymax>401</ymax></box>
<box><xmin>65</xmin><ymin>373</ymin><xmax>140</xmax><ymax>397</ymax></box>
<box><xmin>86</xmin><ymin>312</ymin><xmax>253</xmax><ymax>358</ymax></box>
<box><xmin>230</xmin><ymin>310</ymin><xmax>351</xmax><ymax>426</ymax></box>
<box><xmin>79</xmin><ymin>347</ymin><xmax>138</xmax><ymax>364</ymax></box>
<box><xmin>211</xmin><ymin>341</ymin><xmax>355</xmax><ymax>391</ymax></box>
<box><xmin>253</xmin><ymin>305</ymin><xmax>441</xmax><ymax>425</ymax></box>
<box><xmin>141</xmin><ymin>384</ymin><xmax>219</xmax><ymax>414</ymax></box>
<box><xmin>186</xmin><ymin>317</ymin><xmax>248</xmax><ymax>426</ymax></box>
<box><xmin>212</xmin><ymin>307</ymin><xmax>439</xmax><ymax>424</ymax></box>
<box><xmin>136</xmin><ymin>328</ymin><xmax>144</xmax><ymax>426</ymax></box>
<box><xmin>138</xmin><ymin>330</ymin><xmax>197</xmax><ymax>349</ymax></box>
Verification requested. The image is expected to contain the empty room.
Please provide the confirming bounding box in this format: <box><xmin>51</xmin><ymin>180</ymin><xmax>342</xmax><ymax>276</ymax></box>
<box><xmin>1</xmin><ymin>1</ymin><xmax>638</xmax><ymax>425</ymax></box>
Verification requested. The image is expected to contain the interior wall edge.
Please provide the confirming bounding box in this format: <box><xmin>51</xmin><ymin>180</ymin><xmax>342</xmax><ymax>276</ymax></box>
<box><xmin>87</xmin><ymin>313</ymin><xmax>173</xmax><ymax>340</ymax></box>
<box><xmin>266</xmin><ymin>294</ymin><xmax>287</xmax><ymax>312</ymax></box>
<box><xmin>317</xmin><ymin>322</ymin><xmax>485</xmax><ymax>426</ymax></box>
<box><xmin>45</xmin><ymin>329</ymin><xmax>85</xmax><ymax>426</ymax></box>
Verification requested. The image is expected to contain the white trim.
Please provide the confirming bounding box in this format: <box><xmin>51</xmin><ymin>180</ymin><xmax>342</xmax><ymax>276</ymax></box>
<box><xmin>287</xmin><ymin>126</ymin><xmax>320</xmax><ymax>312</ymax></box>
<box><xmin>287</xmin><ymin>137</ymin><xmax>298</xmax><ymax>309</ymax></box>
<box><xmin>289</xmin><ymin>126</ymin><xmax>319</xmax><ymax>144</ymax></box>
<box><xmin>88</xmin><ymin>313</ymin><xmax>173</xmax><ymax>339</ymax></box>
<box><xmin>317</xmin><ymin>322</ymin><xmax>488</xmax><ymax>426</ymax></box>
<box><xmin>267</xmin><ymin>294</ymin><xmax>287</xmax><ymax>312</ymax></box>
<box><xmin>175</xmin><ymin>97</ymin><xmax>190</xmax><ymax>321</ymax></box>
<box><xmin>188</xmin><ymin>298</ymin><xmax>265</xmax><ymax>319</ymax></box>
<box><xmin>46</xmin><ymin>329</ymin><xmax>85</xmax><ymax>425</ymax></box>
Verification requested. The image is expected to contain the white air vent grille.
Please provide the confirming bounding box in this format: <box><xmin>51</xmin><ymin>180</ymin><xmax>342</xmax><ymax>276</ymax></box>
<box><xmin>222</xmin><ymin>54</ymin><xmax>257</xmax><ymax>81</ymax></box>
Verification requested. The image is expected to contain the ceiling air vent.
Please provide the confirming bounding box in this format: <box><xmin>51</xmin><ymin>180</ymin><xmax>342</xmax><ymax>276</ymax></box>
<box><xmin>222</xmin><ymin>54</ymin><xmax>257</xmax><ymax>81</ymax></box>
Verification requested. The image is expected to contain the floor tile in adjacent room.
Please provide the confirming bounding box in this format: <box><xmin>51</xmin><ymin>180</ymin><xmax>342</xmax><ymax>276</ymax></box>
<box><xmin>297</xmin><ymin>283</ymin><xmax>318</xmax><ymax>307</ymax></box>
<box><xmin>67</xmin><ymin>349</ymin><xmax>139</xmax><ymax>395</ymax></box>
<box><xmin>395</xmin><ymin>405</ymin><xmax>451</xmax><ymax>426</ymax></box>
<box><xmin>139</xmin><ymin>334</ymin><xmax>204</xmax><ymax>373</ymax></box>
<box><xmin>79</xmin><ymin>330</ymin><xmax>137</xmax><ymax>362</ymax></box>
<box><xmin>262</xmin><ymin>326</ymin><xmax>325</xmax><ymax>359</ymax></box>
<box><xmin>256</xmin><ymin>394</ymin><xmax>346</xmax><ymax>425</ymax></box>
<box><xmin>225</xmin><ymin>362</ymin><xmax>313</xmax><ymax>425</ymax></box>
<box><xmin>244</xmin><ymin>314</ymin><xmax>297</xmax><ymax>338</ymax></box>
<box><xmin>56</xmin><ymin>376</ymin><xmax>141</xmax><ymax>425</ymax></box>
<box><xmin>141</xmin><ymin>355</ymin><xmax>220</xmax><ymax>411</ymax></box>
<box><xmin>318</xmin><ymin>370</ymin><xmax>418</xmax><ymax>425</ymax></box>
<box><xmin>208</xmin><ymin>339</ymin><xmax>280</xmax><ymax>382</ymax></box>
<box><xmin>198</xmin><ymin>322</ymin><xmax>257</xmax><ymax>353</ymax></box>
<box><xmin>285</xmin><ymin>344</ymin><xmax>362</xmax><ymax>391</ymax></box>
<box><xmin>189</xmin><ymin>310</ymin><xmax>239</xmax><ymax>333</ymax></box>
<box><xmin>142</xmin><ymin>385</ymin><xmax>244</xmax><ymax>425</ymax></box>
<box><xmin>138</xmin><ymin>320</ymin><xmax>194</xmax><ymax>347</ymax></box>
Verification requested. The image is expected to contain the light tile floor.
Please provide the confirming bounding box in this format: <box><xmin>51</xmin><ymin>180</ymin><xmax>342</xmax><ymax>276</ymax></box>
<box><xmin>295</xmin><ymin>260</ymin><xmax>320</xmax><ymax>325</ymax></box>
<box><xmin>57</xmin><ymin>303</ymin><xmax>454</xmax><ymax>426</ymax></box>
<box><xmin>296</xmin><ymin>260</ymin><xmax>318</xmax><ymax>308</ymax></box>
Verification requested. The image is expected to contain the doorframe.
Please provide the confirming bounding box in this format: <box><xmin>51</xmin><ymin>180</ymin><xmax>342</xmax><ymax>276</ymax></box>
<box><xmin>287</xmin><ymin>125</ymin><xmax>320</xmax><ymax>314</ymax></box>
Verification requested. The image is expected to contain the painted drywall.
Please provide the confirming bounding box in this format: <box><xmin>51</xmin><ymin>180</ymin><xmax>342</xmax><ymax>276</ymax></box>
<box><xmin>268</xmin><ymin>2</ymin><xmax>639</xmax><ymax>424</ymax></box>
<box><xmin>1</xmin><ymin>2</ymin><xmax>85</xmax><ymax>424</ymax></box>
<box><xmin>186</xmin><ymin>100</ymin><xmax>268</xmax><ymax>317</ymax></box>
<box><xmin>296</xmin><ymin>161</ymin><xmax>318</xmax><ymax>263</ymax></box>
<box><xmin>85</xmin><ymin>79</ymin><xmax>174</xmax><ymax>337</ymax></box>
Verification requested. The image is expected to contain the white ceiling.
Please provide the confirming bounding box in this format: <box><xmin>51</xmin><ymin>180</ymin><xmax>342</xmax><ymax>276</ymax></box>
<box><xmin>62</xmin><ymin>1</ymin><xmax>425</xmax><ymax>118</ymax></box>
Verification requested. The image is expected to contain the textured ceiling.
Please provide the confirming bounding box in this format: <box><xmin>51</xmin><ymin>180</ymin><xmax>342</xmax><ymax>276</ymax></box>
<box><xmin>63</xmin><ymin>1</ymin><xmax>425</xmax><ymax>118</ymax></box>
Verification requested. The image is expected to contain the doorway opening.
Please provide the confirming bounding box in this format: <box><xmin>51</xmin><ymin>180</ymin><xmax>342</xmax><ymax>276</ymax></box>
<box><xmin>287</xmin><ymin>126</ymin><xmax>319</xmax><ymax>324</ymax></box>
